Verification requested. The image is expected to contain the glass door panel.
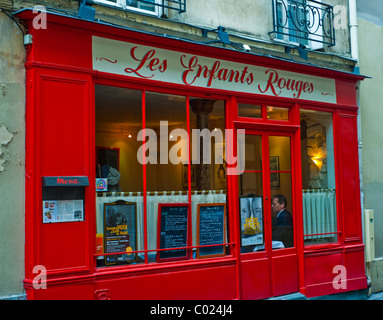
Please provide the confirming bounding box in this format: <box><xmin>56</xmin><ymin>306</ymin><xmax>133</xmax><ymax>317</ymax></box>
<box><xmin>239</xmin><ymin>172</ymin><xmax>264</xmax><ymax>253</ymax></box>
<box><xmin>271</xmin><ymin>173</ymin><xmax>293</xmax><ymax>249</ymax></box>
<box><xmin>269</xmin><ymin>136</ymin><xmax>291</xmax><ymax>171</ymax></box>
<box><xmin>239</xmin><ymin>134</ymin><xmax>264</xmax><ymax>253</ymax></box>
<box><xmin>244</xmin><ymin>135</ymin><xmax>262</xmax><ymax>171</ymax></box>
<box><xmin>269</xmin><ymin>136</ymin><xmax>293</xmax><ymax>250</ymax></box>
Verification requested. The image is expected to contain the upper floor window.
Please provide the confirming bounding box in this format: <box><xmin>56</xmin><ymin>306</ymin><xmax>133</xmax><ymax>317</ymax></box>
<box><xmin>94</xmin><ymin>0</ymin><xmax>186</xmax><ymax>16</ymax></box>
<box><xmin>270</xmin><ymin>0</ymin><xmax>335</xmax><ymax>50</ymax></box>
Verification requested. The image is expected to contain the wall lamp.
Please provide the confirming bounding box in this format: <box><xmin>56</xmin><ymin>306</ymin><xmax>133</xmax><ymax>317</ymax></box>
<box><xmin>310</xmin><ymin>147</ymin><xmax>327</xmax><ymax>171</ymax></box>
<box><xmin>202</xmin><ymin>26</ymin><xmax>251</xmax><ymax>52</ymax></box>
<box><xmin>311</xmin><ymin>156</ymin><xmax>324</xmax><ymax>171</ymax></box>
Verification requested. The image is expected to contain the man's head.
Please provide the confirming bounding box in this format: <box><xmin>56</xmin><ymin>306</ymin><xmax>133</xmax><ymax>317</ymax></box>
<box><xmin>271</xmin><ymin>194</ymin><xmax>287</xmax><ymax>215</ymax></box>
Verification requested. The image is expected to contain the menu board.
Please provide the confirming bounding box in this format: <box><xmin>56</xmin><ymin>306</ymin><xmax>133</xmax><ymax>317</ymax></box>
<box><xmin>42</xmin><ymin>200</ymin><xmax>84</xmax><ymax>223</ymax></box>
<box><xmin>197</xmin><ymin>203</ymin><xmax>226</xmax><ymax>258</ymax></box>
<box><xmin>42</xmin><ymin>184</ymin><xmax>85</xmax><ymax>223</ymax></box>
<box><xmin>157</xmin><ymin>203</ymin><xmax>190</xmax><ymax>262</ymax></box>
<box><xmin>104</xmin><ymin>200</ymin><xmax>137</xmax><ymax>265</ymax></box>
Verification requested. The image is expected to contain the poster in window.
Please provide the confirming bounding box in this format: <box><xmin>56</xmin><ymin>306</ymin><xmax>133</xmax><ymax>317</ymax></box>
<box><xmin>197</xmin><ymin>203</ymin><xmax>226</xmax><ymax>258</ymax></box>
<box><xmin>157</xmin><ymin>203</ymin><xmax>190</xmax><ymax>262</ymax></box>
<box><xmin>103</xmin><ymin>200</ymin><xmax>137</xmax><ymax>265</ymax></box>
<box><xmin>240</xmin><ymin>196</ymin><xmax>263</xmax><ymax>246</ymax></box>
<box><xmin>182</xmin><ymin>164</ymin><xmax>196</xmax><ymax>188</ymax></box>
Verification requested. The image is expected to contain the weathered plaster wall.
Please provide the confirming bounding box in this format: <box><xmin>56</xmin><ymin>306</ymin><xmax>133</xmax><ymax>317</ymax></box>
<box><xmin>357</xmin><ymin>0</ymin><xmax>383</xmax><ymax>294</ymax></box>
<box><xmin>357</xmin><ymin>0</ymin><xmax>383</xmax><ymax>259</ymax></box>
<box><xmin>0</xmin><ymin>13</ymin><xmax>26</xmax><ymax>299</ymax></box>
<box><xmin>173</xmin><ymin>0</ymin><xmax>351</xmax><ymax>57</ymax></box>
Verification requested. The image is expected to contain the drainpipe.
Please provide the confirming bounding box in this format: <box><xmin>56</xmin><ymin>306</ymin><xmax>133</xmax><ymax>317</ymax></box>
<box><xmin>349</xmin><ymin>0</ymin><xmax>365</xmax><ymax>253</ymax></box>
<box><xmin>349</xmin><ymin>0</ymin><xmax>359</xmax><ymax>73</ymax></box>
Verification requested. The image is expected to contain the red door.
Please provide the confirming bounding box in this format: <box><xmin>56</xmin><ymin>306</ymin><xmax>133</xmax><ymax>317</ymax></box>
<box><xmin>237</xmin><ymin>129</ymin><xmax>299</xmax><ymax>299</ymax></box>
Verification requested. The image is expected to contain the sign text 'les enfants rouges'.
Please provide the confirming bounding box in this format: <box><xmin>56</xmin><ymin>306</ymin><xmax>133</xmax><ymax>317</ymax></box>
<box><xmin>92</xmin><ymin>36</ymin><xmax>336</xmax><ymax>103</ymax></box>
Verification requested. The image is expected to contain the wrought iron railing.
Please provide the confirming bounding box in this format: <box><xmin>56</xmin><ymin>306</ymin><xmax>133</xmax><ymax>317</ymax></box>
<box><xmin>127</xmin><ymin>0</ymin><xmax>186</xmax><ymax>13</ymax></box>
<box><xmin>270</xmin><ymin>0</ymin><xmax>335</xmax><ymax>47</ymax></box>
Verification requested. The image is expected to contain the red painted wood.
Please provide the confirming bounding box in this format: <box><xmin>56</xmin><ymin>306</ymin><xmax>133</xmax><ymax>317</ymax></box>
<box><xmin>336</xmin><ymin>79</ymin><xmax>358</xmax><ymax>106</ymax></box>
<box><xmin>240</xmin><ymin>258</ymin><xmax>271</xmax><ymax>300</ymax></box>
<box><xmin>337</xmin><ymin>113</ymin><xmax>363</xmax><ymax>241</ymax></box>
<box><xmin>272</xmin><ymin>254</ymin><xmax>299</xmax><ymax>296</ymax></box>
<box><xmin>95</xmin><ymin>265</ymin><xmax>238</xmax><ymax>300</ymax></box>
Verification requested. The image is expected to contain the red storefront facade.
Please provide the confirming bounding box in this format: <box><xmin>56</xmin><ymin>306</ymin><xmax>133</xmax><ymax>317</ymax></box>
<box><xmin>19</xmin><ymin>9</ymin><xmax>367</xmax><ymax>300</ymax></box>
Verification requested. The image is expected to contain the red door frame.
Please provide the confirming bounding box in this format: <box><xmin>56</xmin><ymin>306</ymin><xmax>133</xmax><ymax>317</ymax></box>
<box><xmin>231</xmin><ymin>110</ymin><xmax>301</xmax><ymax>299</ymax></box>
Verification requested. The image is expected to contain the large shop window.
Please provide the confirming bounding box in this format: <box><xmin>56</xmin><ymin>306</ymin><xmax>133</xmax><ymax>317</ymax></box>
<box><xmin>300</xmin><ymin>109</ymin><xmax>337</xmax><ymax>245</ymax></box>
<box><xmin>95</xmin><ymin>85</ymin><xmax>228</xmax><ymax>267</ymax></box>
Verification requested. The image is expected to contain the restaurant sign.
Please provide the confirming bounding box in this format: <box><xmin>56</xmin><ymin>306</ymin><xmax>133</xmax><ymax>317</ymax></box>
<box><xmin>92</xmin><ymin>36</ymin><xmax>336</xmax><ymax>103</ymax></box>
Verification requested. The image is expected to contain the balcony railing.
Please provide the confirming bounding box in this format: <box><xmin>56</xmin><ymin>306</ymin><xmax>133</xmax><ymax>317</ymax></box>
<box><xmin>270</xmin><ymin>0</ymin><xmax>335</xmax><ymax>47</ymax></box>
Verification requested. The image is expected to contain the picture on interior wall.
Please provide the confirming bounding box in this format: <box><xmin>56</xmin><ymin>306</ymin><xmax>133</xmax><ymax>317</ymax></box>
<box><xmin>270</xmin><ymin>156</ymin><xmax>280</xmax><ymax>188</ymax></box>
<box><xmin>182</xmin><ymin>164</ymin><xmax>196</xmax><ymax>188</ymax></box>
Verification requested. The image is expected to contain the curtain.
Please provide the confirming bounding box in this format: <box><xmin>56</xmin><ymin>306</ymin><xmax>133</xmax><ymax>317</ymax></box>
<box><xmin>96</xmin><ymin>190</ymin><xmax>226</xmax><ymax>257</ymax></box>
<box><xmin>302</xmin><ymin>189</ymin><xmax>337</xmax><ymax>240</ymax></box>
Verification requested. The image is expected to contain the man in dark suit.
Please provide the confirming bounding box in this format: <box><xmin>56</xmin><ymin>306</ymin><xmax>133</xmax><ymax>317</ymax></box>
<box><xmin>271</xmin><ymin>194</ymin><xmax>293</xmax><ymax>248</ymax></box>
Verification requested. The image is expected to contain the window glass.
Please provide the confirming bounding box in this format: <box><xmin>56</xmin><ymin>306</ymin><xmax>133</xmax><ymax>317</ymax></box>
<box><xmin>269</xmin><ymin>136</ymin><xmax>293</xmax><ymax>250</ymax></box>
<box><xmin>239</xmin><ymin>134</ymin><xmax>264</xmax><ymax>253</ymax></box>
<box><xmin>243</xmin><ymin>135</ymin><xmax>262</xmax><ymax>171</ymax></box>
<box><xmin>267</xmin><ymin>106</ymin><xmax>289</xmax><ymax>121</ymax></box>
<box><xmin>271</xmin><ymin>174</ymin><xmax>293</xmax><ymax>249</ymax></box>
<box><xmin>145</xmin><ymin>91</ymin><xmax>188</xmax><ymax>262</ymax></box>
<box><xmin>300</xmin><ymin>109</ymin><xmax>337</xmax><ymax>245</ymax></box>
<box><xmin>95</xmin><ymin>85</ymin><xmax>144</xmax><ymax>267</ymax></box>
<box><xmin>189</xmin><ymin>99</ymin><xmax>228</xmax><ymax>257</ymax></box>
<box><xmin>94</xmin><ymin>0</ymin><xmax>158</xmax><ymax>14</ymax></box>
<box><xmin>127</xmin><ymin>0</ymin><xmax>156</xmax><ymax>12</ymax></box>
<box><xmin>275</xmin><ymin>0</ymin><xmax>307</xmax><ymax>44</ymax></box>
<box><xmin>239</xmin><ymin>134</ymin><xmax>294</xmax><ymax>253</ymax></box>
<box><xmin>238</xmin><ymin>103</ymin><xmax>262</xmax><ymax>119</ymax></box>
<box><xmin>95</xmin><ymin>86</ymin><xmax>229</xmax><ymax>267</ymax></box>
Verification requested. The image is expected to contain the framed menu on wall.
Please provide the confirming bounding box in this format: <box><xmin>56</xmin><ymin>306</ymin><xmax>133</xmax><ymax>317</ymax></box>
<box><xmin>157</xmin><ymin>203</ymin><xmax>190</xmax><ymax>262</ymax></box>
<box><xmin>103</xmin><ymin>200</ymin><xmax>137</xmax><ymax>265</ymax></box>
<box><xmin>196</xmin><ymin>203</ymin><xmax>226</xmax><ymax>259</ymax></box>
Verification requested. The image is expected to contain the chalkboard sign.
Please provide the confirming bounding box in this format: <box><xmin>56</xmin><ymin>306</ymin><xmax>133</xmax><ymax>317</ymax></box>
<box><xmin>104</xmin><ymin>200</ymin><xmax>137</xmax><ymax>265</ymax></box>
<box><xmin>157</xmin><ymin>203</ymin><xmax>190</xmax><ymax>262</ymax></box>
<box><xmin>197</xmin><ymin>203</ymin><xmax>226</xmax><ymax>258</ymax></box>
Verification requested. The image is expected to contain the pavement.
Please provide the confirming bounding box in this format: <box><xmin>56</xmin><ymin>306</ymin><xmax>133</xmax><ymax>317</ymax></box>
<box><xmin>268</xmin><ymin>289</ymin><xmax>383</xmax><ymax>300</ymax></box>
